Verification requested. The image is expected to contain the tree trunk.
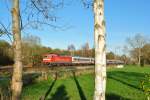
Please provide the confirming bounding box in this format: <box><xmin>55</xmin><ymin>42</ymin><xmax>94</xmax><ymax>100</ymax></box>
<box><xmin>11</xmin><ymin>0</ymin><xmax>23</xmax><ymax>99</ymax></box>
<box><xmin>93</xmin><ymin>0</ymin><xmax>106</xmax><ymax>100</ymax></box>
<box><xmin>138</xmin><ymin>48</ymin><xmax>141</xmax><ymax>66</ymax></box>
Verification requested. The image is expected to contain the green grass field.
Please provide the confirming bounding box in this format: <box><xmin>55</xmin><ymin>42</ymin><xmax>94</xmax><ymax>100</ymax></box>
<box><xmin>21</xmin><ymin>65</ymin><xmax>150</xmax><ymax>100</ymax></box>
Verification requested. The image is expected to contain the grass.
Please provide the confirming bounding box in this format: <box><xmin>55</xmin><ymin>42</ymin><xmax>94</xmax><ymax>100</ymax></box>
<box><xmin>22</xmin><ymin>73</ymin><xmax>95</xmax><ymax>100</ymax></box>
<box><xmin>0</xmin><ymin>75</ymin><xmax>11</xmax><ymax>99</ymax></box>
<box><xmin>21</xmin><ymin>65</ymin><xmax>150</xmax><ymax>100</ymax></box>
<box><xmin>106</xmin><ymin>66</ymin><xmax>149</xmax><ymax>100</ymax></box>
<box><xmin>1</xmin><ymin>65</ymin><xmax>150</xmax><ymax>100</ymax></box>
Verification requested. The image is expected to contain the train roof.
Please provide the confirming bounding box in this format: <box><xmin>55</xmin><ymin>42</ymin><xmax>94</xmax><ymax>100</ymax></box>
<box><xmin>72</xmin><ymin>56</ymin><xmax>94</xmax><ymax>59</ymax></box>
<box><xmin>43</xmin><ymin>54</ymin><xmax>71</xmax><ymax>57</ymax></box>
<box><xmin>43</xmin><ymin>54</ymin><xmax>58</xmax><ymax>56</ymax></box>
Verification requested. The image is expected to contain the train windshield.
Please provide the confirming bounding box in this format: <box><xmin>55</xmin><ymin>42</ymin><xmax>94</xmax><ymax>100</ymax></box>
<box><xmin>43</xmin><ymin>55</ymin><xmax>52</xmax><ymax>58</ymax></box>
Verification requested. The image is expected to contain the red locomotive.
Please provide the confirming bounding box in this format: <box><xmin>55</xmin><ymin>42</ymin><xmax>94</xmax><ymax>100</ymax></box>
<box><xmin>42</xmin><ymin>54</ymin><xmax>94</xmax><ymax>66</ymax></box>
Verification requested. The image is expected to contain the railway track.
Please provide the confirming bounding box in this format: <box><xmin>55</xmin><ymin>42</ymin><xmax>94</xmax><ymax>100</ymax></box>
<box><xmin>0</xmin><ymin>65</ymin><xmax>94</xmax><ymax>74</ymax></box>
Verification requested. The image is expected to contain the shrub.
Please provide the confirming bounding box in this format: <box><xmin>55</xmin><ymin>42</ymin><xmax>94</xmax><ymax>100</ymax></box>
<box><xmin>140</xmin><ymin>74</ymin><xmax>150</xmax><ymax>100</ymax></box>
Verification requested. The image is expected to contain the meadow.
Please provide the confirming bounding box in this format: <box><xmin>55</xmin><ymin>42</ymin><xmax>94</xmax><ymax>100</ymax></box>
<box><xmin>21</xmin><ymin>65</ymin><xmax>150</xmax><ymax>100</ymax></box>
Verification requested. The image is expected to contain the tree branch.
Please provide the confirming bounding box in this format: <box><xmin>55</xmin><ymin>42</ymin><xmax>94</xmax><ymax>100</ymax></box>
<box><xmin>0</xmin><ymin>21</ymin><xmax>13</xmax><ymax>43</ymax></box>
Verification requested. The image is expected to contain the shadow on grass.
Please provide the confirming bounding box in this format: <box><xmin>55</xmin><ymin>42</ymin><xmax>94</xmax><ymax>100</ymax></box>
<box><xmin>107</xmin><ymin>71</ymin><xmax>145</xmax><ymax>91</ymax></box>
<box><xmin>72</xmin><ymin>71</ymin><xmax>87</xmax><ymax>100</ymax></box>
<box><xmin>23</xmin><ymin>73</ymin><xmax>41</xmax><ymax>86</ymax></box>
<box><xmin>106</xmin><ymin>93</ymin><xmax>130</xmax><ymax>100</ymax></box>
<box><xmin>40</xmin><ymin>73</ymin><xmax>58</xmax><ymax>100</ymax></box>
<box><xmin>48</xmin><ymin>85</ymin><xmax>70</xmax><ymax>100</ymax></box>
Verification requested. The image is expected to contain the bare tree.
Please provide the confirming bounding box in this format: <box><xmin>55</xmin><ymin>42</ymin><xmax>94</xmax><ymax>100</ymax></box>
<box><xmin>127</xmin><ymin>33</ymin><xmax>147</xmax><ymax>66</ymax></box>
<box><xmin>22</xmin><ymin>34</ymin><xmax>41</xmax><ymax>66</ymax></box>
<box><xmin>82</xmin><ymin>42</ymin><xmax>90</xmax><ymax>50</ymax></box>
<box><xmin>81</xmin><ymin>42</ymin><xmax>90</xmax><ymax>57</ymax></box>
<box><xmin>10</xmin><ymin>1</ymin><xmax>67</xmax><ymax>99</ymax></box>
<box><xmin>20</xmin><ymin>0</ymin><xmax>67</xmax><ymax>31</ymax></box>
<box><xmin>68</xmin><ymin>44</ymin><xmax>75</xmax><ymax>56</ymax></box>
<box><xmin>11</xmin><ymin>0</ymin><xmax>23</xmax><ymax>99</ymax></box>
<box><xmin>22</xmin><ymin>34</ymin><xmax>41</xmax><ymax>46</ymax></box>
<box><xmin>93</xmin><ymin>0</ymin><xmax>106</xmax><ymax>100</ymax></box>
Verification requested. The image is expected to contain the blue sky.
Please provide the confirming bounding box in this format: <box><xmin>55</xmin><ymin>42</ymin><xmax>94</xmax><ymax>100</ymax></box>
<box><xmin>0</xmin><ymin>0</ymin><xmax>150</xmax><ymax>54</ymax></box>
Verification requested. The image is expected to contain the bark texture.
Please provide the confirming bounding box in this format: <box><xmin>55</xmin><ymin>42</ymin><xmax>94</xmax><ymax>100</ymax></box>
<box><xmin>93</xmin><ymin>0</ymin><xmax>106</xmax><ymax>100</ymax></box>
<box><xmin>138</xmin><ymin>48</ymin><xmax>141</xmax><ymax>66</ymax></box>
<box><xmin>11</xmin><ymin>0</ymin><xmax>23</xmax><ymax>99</ymax></box>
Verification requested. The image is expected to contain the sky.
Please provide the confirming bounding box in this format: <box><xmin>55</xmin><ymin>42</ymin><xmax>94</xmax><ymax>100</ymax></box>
<box><xmin>0</xmin><ymin>0</ymin><xmax>150</xmax><ymax>55</ymax></box>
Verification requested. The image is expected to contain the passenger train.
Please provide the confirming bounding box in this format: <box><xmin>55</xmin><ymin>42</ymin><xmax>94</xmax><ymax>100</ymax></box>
<box><xmin>42</xmin><ymin>54</ymin><xmax>94</xmax><ymax>66</ymax></box>
<box><xmin>42</xmin><ymin>54</ymin><xmax>124</xmax><ymax>66</ymax></box>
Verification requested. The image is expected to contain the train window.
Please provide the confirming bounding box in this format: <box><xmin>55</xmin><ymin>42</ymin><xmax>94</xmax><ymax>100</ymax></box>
<box><xmin>73</xmin><ymin>57</ymin><xmax>94</xmax><ymax>62</ymax></box>
<box><xmin>79</xmin><ymin>58</ymin><xmax>90</xmax><ymax>61</ymax></box>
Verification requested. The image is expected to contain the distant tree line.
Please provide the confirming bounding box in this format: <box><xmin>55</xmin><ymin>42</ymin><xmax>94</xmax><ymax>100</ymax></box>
<box><xmin>0</xmin><ymin>35</ymin><xmax>95</xmax><ymax>66</ymax></box>
<box><xmin>21</xmin><ymin>35</ymin><xmax>95</xmax><ymax>66</ymax></box>
<box><xmin>1</xmin><ymin>33</ymin><xmax>149</xmax><ymax>67</ymax></box>
<box><xmin>67</xmin><ymin>43</ymin><xmax>94</xmax><ymax>57</ymax></box>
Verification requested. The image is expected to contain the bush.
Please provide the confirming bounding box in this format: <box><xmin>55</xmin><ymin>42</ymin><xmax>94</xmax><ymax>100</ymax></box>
<box><xmin>0</xmin><ymin>77</ymin><xmax>11</xmax><ymax>100</ymax></box>
<box><xmin>140</xmin><ymin>74</ymin><xmax>150</xmax><ymax>100</ymax></box>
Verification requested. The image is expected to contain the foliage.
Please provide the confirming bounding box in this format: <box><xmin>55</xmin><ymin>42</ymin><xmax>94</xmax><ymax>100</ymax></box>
<box><xmin>0</xmin><ymin>76</ymin><xmax>11</xmax><ymax>99</ymax></box>
<box><xmin>106</xmin><ymin>52</ymin><xmax>115</xmax><ymax>59</ymax></box>
<box><xmin>140</xmin><ymin>74</ymin><xmax>150</xmax><ymax>100</ymax></box>
<box><xmin>0</xmin><ymin>40</ymin><xmax>14</xmax><ymax>66</ymax></box>
<box><xmin>23</xmin><ymin>73</ymin><xmax>41</xmax><ymax>86</ymax></box>
<box><xmin>142</xmin><ymin>44</ymin><xmax>150</xmax><ymax>64</ymax></box>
